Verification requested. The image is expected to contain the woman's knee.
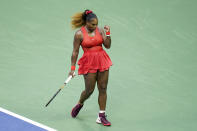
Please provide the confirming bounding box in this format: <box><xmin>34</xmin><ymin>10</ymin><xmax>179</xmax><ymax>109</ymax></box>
<box><xmin>83</xmin><ymin>73</ymin><xmax>97</xmax><ymax>97</ymax></box>
<box><xmin>84</xmin><ymin>88</ymin><xmax>94</xmax><ymax>97</ymax></box>
<box><xmin>98</xmin><ymin>84</ymin><xmax>107</xmax><ymax>94</ymax></box>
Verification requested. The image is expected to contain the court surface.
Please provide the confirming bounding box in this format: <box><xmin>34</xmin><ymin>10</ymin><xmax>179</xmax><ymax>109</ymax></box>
<box><xmin>0</xmin><ymin>0</ymin><xmax>197</xmax><ymax>131</ymax></box>
<box><xmin>0</xmin><ymin>107</ymin><xmax>56</xmax><ymax>131</ymax></box>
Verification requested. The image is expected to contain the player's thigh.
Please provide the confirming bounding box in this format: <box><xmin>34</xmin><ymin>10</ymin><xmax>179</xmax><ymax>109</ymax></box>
<box><xmin>83</xmin><ymin>72</ymin><xmax>97</xmax><ymax>92</ymax></box>
<box><xmin>97</xmin><ymin>70</ymin><xmax>109</xmax><ymax>90</ymax></box>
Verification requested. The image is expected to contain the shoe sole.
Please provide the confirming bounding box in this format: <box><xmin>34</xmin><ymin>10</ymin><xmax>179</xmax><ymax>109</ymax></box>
<box><xmin>96</xmin><ymin>118</ymin><xmax>111</xmax><ymax>126</ymax></box>
<box><xmin>96</xmin><ymin>122</ymin><xmax>111</xmax><ymax>126</ymax></box>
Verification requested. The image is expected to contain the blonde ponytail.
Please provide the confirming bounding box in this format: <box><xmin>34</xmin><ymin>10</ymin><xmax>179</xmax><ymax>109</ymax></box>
<box><xmin>71</xmin><ymin>12</ymin><xmax>85</xmax><ymax>29</ymax></box>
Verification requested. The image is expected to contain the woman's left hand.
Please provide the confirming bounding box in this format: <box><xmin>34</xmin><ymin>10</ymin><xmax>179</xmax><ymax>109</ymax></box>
<box><xmin>104</xmin><ymin>25</ymin><xmax>110</xmax><ymax>32</ymax></box>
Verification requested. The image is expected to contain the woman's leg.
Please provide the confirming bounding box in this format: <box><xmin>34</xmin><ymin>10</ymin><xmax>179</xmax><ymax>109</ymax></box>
<box><xmin>71</xmin><ymin>72</ymin><xmax>97</xmax><ymax>118</ymax></box>
<box><xmin>96</xmin><ymin>70</ymin><xmax>111</xmax><ymax>126</ymax></box>
<box><xmin>97</xmin><ymin>70</ymin><xmax>109</xmax><ymax>110</ymax></box>
<box><xmin>79</xmin><ymin>72</ymin><xmax>97</xmax><ymax>104</ymax></box>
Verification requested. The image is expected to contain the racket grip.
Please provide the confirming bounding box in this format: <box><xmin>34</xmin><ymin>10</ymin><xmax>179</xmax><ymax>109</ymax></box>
<box><xmin>64</xmin><ymin>72</ymin><xmax>75</xmax><ymax>84</ymax></box>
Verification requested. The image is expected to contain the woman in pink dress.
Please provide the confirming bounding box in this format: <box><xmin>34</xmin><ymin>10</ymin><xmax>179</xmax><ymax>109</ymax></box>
<box><xmin>68</xmin><ymin>9</ymin><xmax>112</xmax><ymax>126</ymax></box>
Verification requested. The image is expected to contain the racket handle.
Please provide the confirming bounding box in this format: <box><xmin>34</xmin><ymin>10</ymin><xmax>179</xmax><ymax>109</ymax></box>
<box><xmin>64</xmin><ymin>72</ymin><xmax>75</xmax><ymax>84</ymax></box>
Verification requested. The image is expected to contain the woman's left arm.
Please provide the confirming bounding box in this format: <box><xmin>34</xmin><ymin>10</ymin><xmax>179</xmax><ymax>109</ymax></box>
<box><xmin>100</xmin><ymin>25</ymin><xmax>111</xmax><ymax>49</ymax></box>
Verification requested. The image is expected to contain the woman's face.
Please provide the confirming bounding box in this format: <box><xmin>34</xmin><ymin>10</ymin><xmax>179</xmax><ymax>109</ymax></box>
<box><xmin>86</xmin><ymin>18</ymin><xmax>98</xmax><ymax>32</ymax></box>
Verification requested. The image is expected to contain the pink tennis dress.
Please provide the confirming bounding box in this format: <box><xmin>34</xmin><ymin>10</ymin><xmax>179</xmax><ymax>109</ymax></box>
<box><xmin>77</xmin><ymin>26</ymin><xmax>112</xmax><ymax>75</ymax></box>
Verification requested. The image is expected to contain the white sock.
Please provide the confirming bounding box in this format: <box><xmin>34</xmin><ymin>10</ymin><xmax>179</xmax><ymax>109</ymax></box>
<box><xmin>99</xmin><ymin>110</ymin><xmax>105</xmax><ymax>114</ymax></box>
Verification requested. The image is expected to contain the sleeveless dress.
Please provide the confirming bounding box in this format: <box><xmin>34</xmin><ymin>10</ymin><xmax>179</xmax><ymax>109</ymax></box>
<box><xmin>77</xmin><ymin>26</ymin><xmax>112</xmax><ymax>75</ymax></box>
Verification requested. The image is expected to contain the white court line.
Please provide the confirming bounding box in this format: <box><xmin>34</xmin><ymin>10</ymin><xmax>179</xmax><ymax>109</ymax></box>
<box><xmin>0</xmin><ymin>107</ymin><xmax>57</xmax><ymax>131</ymax></box>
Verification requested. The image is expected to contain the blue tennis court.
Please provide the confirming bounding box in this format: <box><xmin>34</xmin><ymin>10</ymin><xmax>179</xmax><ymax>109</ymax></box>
<box><xmin>0</xmin><ymin>107</ymin><xmax>56</xmax><ymax>131</ymax></box>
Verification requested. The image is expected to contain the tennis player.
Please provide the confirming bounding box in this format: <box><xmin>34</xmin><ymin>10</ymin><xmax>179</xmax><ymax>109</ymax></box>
<box><xmin>68</xmin><ymin>9</ymin><xmax>112</xmax><ymax>126</ymax></box>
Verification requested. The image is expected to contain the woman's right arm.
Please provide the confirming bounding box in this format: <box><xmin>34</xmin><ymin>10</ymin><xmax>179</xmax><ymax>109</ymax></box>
<box><xmin>69</xmin><ymin>30</ymin><xmax>82</xmax><ymax>76</ymax></box>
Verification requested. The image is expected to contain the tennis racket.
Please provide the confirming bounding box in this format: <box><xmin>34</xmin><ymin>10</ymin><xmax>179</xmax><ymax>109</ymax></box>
<box><xmin>45</xmin><ymin>73</ymin><xmax>75</xmax><ymax>107</ymax></box>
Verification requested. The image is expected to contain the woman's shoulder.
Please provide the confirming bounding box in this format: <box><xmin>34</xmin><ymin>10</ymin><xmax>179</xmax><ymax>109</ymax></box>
<box><xmin>75</xmin><ymin>29</ymin><xmax>82</xmax><ymax>35</ymax></box>
<box><xmin>74</xmin><ymin>29</ymin><xmax>83</xmax><ymax>40</ymax></box>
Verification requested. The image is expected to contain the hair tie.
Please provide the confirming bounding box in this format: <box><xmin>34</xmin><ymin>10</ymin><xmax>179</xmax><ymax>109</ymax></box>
<box><xmin>86</xmin><ymin>10</ymin><xmax>93</xmax><ymax>15</ymax></box>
